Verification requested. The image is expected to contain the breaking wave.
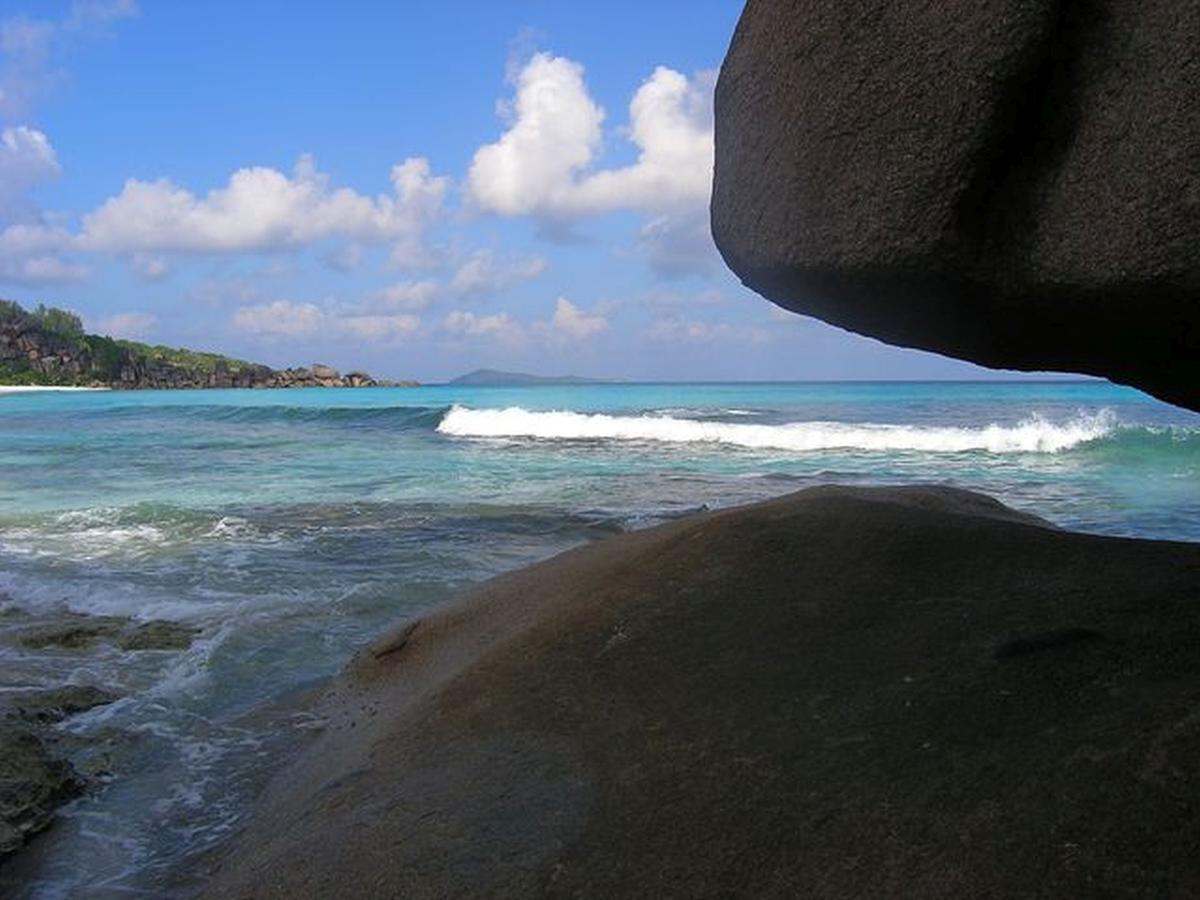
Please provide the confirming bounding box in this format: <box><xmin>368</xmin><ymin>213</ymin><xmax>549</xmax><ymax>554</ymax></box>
<box><xmin>437</xmin><ymin>405</ymin><xmax>1121</xmax><ymax>453</ymax></box>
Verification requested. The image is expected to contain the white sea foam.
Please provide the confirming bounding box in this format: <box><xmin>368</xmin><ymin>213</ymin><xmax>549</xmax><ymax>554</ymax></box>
<box><xmin>437</xmin><ymin>405</ymin><xmax>1118</xmax><ymax>454</ymax></box>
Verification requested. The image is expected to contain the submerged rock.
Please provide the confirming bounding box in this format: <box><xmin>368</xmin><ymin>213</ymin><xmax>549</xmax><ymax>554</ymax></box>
<box><xmin>117</xmin><ymin>620</ymin><xmax>200</xmax><ymax>651</ymax></box>
<box><xmin>0</xmin><ymin>725</ymin><xmax>83</xmax><ymax>859</ymax></box>
<box><xmin>711</xmin><ymin>0</ymin><xmax>1200</xmax><ymax>411</ymax></box>
<box><xmin>17</xmin><ymin>615</ymin><xmax>127</xmax><ymax>650</ymax></box>
<box><xmin>5</xmin><ymin>686</ymin><xmax>120</xmax><ymax>724</ymax></box>
<box><xmin>14</xmin><ymin>613</ymin><xmax>199</xmax><ymax>652</ymax></box>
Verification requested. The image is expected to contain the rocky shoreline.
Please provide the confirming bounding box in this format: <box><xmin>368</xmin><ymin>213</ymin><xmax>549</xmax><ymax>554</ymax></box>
<box><xmin>200</xmin><ymin>485</ymin><xmax>1200</xmax><ymax>898</ymax></box>
<box><xmin>0</xmin><ymin>602</ymin><xmax>202</xmax><ymax>859</ymax></box>
<box><xmin>1</xmin><ymin>301</ymin><xmax>414</xmax><ymax>390</ymax></box>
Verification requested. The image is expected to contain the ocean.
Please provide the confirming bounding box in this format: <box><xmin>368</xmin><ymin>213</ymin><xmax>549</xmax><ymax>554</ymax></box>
<box><xmin>1</xmin><ymin>380</ymin><xmax>1197</xmax><ymax>897</ymax></box>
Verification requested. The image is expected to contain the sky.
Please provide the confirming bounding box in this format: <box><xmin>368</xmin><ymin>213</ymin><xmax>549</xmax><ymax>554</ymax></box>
<box><xmin>0</xmin><ymin>1</ymin><xmax>1062</xmax><ymax>382</ymax></box>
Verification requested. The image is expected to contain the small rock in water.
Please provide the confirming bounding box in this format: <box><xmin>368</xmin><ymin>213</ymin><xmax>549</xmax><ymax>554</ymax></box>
<box><xmin>17</xmin><ymin>615</ymin><xmax>128</xmax><ymax>650</ymax></box>
<box><xmin>118</xmin><ymin>620</ymin><xmax>200</xmax><ymax>651</ymax></box>
<box><xmin>5</xmin><ymin>685</ymin><xmax>120</xmax><ymax>723</ymax></box>
<box><xmin>0</xmin><ymin>724</ymin><xmax>83</xmax><ymax>858</ymax></box>
<box><xmin>12</xmin><ymin>612</ymin><xmax>199</xmax><ymax>652</ymax></box>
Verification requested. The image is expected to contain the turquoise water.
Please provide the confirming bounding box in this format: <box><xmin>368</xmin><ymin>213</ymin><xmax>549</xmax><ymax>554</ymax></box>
<box><xmin>1</xmin><ymin>381</ymin><xmax>1197</xmax><ymax>896</ymax></box>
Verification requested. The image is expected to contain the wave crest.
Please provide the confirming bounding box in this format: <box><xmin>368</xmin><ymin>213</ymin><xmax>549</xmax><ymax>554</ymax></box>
<box><xmin>436</xmin><ymin>406</ymin><xmax>1119</xmax><ymax>453</ymax></box>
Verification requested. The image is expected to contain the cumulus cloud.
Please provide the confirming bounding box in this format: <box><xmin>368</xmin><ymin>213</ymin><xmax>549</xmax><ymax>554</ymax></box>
<box><xmin>370</xmin><ymin>279</ymin><xmax>440</xmax><ymax>311</ymax></box>
<box><xmin>80</xmin><ymin>155</ymin><xmax>448</xmax><ymax>265</ymax></box>
<box><xmin>569</xmin><ymin>66</ymin><xmax>715</xmax><ymax>215</ymax></box>
<box><xmin>466</xmin><ymin>54</ymin><xmax>603</xmax><ymax>218</ymax></box>
<box><xmin>466</xmin><ymin>52</ymin><xmax>716</xmax><ymax>276</ymax></box>
<box><xmin>0</xmin><ymin>222</ymin><xmax>85</xmax><ymax>283</ymax></box>
<box><xmin>356</xmin><ymin>251</ymin><xmax>545</xmax><ymax>315</ymax></box>
<box><xmin>91</xmin><ymin>310</ymin><xmax>156</xmax><ymax>339</ymax></box>
<box><xmin>542</xmin><ymin>296</ymin><xmax>607</xmax><ymax>341</ymax></box>
<box><xmin>0</xmin><ymin>128</ymin><xmax>85</xmax><ymax>283</ymax></box>
<box><xmin>0</xmin><ymin>126</ymin><xmax>60</xmax><ymax>219</ymax></box>
<box><xmin>467</xmin><ymin>53</ymin><xmax>714</xmax><ymax>221</ymax></box>
<box><xmin>232</xmin><ymin>300</ymin><xmax>327</xmax><ymax>339</ymax></box>
<box><xmin>336</xmin><ymin>313</ymin><xmax>421</xmax><ymax>341</ymax></box>
<box><xmin>441</xmin><ymin>309</ymin><xmax>525</xmax><ymax>345</ymax></box>
<box><xmin>448</xmin><ymin>249</ymin><xmax>546</xmax><ymax>299</ymax></box>
<box><xmin>232</xmin><ymin>299</ymin><xmax>421</xmax><ymax>344</ymax></box>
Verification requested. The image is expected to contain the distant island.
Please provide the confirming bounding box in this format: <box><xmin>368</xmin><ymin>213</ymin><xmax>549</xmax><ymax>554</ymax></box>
<box><xmin>449</xmin><ymin>368</ymin><xmax>615</xmax><ymax>386</ymax></box>
<box><xmin>0</xmin><ymin>300</ymin><xmax>412</xmax><ymax>390</ymax></box>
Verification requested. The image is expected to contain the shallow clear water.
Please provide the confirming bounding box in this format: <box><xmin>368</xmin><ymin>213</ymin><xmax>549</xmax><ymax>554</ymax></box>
<box><xmin>0</xmin><ymin>381</ymin><xmax>1197</xmax><ymax>897</ymax></box>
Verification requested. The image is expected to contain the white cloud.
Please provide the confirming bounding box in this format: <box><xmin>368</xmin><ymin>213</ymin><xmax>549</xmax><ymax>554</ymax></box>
<box><xmin>0</xmin><ymin>222</ymin><xmax>85</xmax><ymax>283</ymax></box>
<box><xmin>358</xmin><ymin>251</ymin><xmax>545</xmax><ymax>315</ymax></box>
<box><xmin>543</xmin><ymin>296</ymin><xmax>607</xmax><ymax>342</ymax></box>
<box><xmin>91</xmin><ymin>310</ymin><xmax>156</xmax><ymax>339</ymax></box>
<box><xmin>337</xmin><ymin>313</ymin><xmax>420</xmax><ymax>341</ymax></box>
<box><xmin>467</xmin><ymin>54</ymin><xmax>714</xmax><ymax>221</ymax></box>
<box><xmin>570</xmin><ymin>66</ymin><xmax>715</xmax><ymax>215</ymax></box>
<box><xmin>0</xmin><ymin>126</ymin><xmax>59</xmax><ymax>211</ymax></box>
<box><xmin>448</xmin><ymin>249</ymin><xmax>546</xmax><ymax>298</ymax></box>
<box><xmin>371</xmin><ymin>279</ymin><xmax>440</xmax><ymax>311</ymax></box>
<box><xmin>441</xmin><ymin>309</ymin><xmax>525</xmax><ymax>345</ymax></box>
<box><xmin>466</xmin><ymin>54</ymin><xmax>603</xmax><ymax>218</ymax></box>
<box><xmin>232</xmin><ymin>299</ymin><xmax>421</xmax><ymax>344</ymax></box>
<box><xmin>80</xmin><ymin>155</ymin><xmax>448</xmax><ymax>265</ymax></box>
<box><xmin>232</xmin><ymin>300</ymin><xmax>326</xmax><ymax>339</ymax></box>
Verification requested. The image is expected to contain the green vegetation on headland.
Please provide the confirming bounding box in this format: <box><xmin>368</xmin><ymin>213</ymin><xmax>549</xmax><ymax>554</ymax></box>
<box><xmin>0</xmin><ymin>299</ymin><xmax>410</xmax><ymax>389</ymax></box>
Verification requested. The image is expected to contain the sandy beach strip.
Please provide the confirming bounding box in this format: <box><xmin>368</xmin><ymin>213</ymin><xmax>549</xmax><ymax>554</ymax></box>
<box><xmin>0</xmin><ymin>385</ymin><xmax>110</xmax><ymax>395</ymax></box>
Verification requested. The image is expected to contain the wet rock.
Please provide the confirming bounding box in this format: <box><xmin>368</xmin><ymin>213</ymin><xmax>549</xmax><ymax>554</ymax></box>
<box><xmin>5</xmin><ymin>686</ymin><xmax>120</xmax><ymax>723</ymax></box>
<box><xmin>0</xmin><ymin>724</ymin><xmax>83</xmax><ymax>859</ymax></box>
<box><xmin>13</xmin><ymin>612</ymin><xmax>199</xmax><ymax>653</ymax></box>
<box><xmin>118</xmin><ymin>620</ymin><xmax>200</xmax><ymax>651</ymax></box>
<box><xmin>18</xmin><ymin>615</ymin><xmax>128</xmax><ymax>650</ymax></box>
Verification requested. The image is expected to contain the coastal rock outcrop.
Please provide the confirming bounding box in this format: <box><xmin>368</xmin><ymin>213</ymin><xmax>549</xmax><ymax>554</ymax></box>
<box><xmin>0</xmin><ymin>684</ymin><xmax>119</xmax><ymax>859</ymax></box>
<box><xmin>711</xmin><ymin>0</ymin><xmax>1200</xmax><ymax>411</ymax></box>
<box><xmin>205</xmin><ymin>486</ymin><xmax>1200</xmax><ymax>898</ymax></box>
<box><xmin>0</xmin><ymin>300</ymin><xmax>408</xmax><ymax>390</ymax></box>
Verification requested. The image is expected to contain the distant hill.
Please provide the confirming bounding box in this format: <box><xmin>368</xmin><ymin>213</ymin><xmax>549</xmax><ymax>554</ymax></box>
<box><xmin>0</xmin><ymin>299</ymin><xmax>409</xmax><ymax>390</ymax></box>
<box><xmin>449</xmin><ymin>368</ymin><xmax>613</xmax><ymax>386</ymax></box>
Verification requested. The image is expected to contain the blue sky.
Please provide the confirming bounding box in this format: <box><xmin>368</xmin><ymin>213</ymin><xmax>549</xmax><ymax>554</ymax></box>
<box><xmin>0</xmin><ymin>1</ymin><xmax>1052</xmax><ymax>382</ymax></box>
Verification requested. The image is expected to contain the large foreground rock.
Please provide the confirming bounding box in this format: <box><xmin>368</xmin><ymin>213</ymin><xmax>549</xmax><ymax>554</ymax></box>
<box><xmin>206</xmin><ymin>486</ymin><xmax>1200</xmax><ymax>897</ymax></box>
<box><xmin>712</xmin><ymin>1</ymin><xmax>1200</xmax><ymax>412</ymax></box>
